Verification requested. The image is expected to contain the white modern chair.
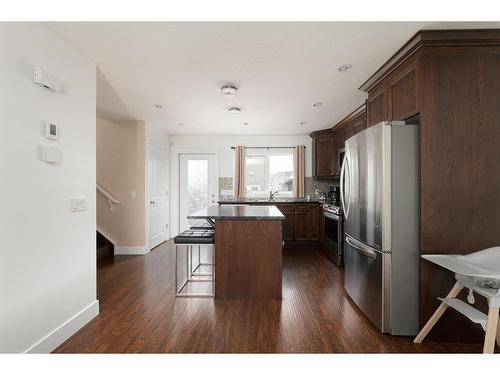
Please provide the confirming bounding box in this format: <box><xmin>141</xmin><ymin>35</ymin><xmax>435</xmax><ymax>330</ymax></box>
<box><xmin>414</xmin><ymin>246</ymin><xmax>500</xmax><ymax>353</ymax></box>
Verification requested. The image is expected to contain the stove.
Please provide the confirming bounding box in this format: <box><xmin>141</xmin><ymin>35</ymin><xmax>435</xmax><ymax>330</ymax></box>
<box><xmin>323</xmin><ymin>203</ymin><xmax>342</xmax><ymax>215</ymax></box>
<box><xmin>322</xmin><ymin>203</ymin><xmax>343</xmax><ymax>266</ymax></box>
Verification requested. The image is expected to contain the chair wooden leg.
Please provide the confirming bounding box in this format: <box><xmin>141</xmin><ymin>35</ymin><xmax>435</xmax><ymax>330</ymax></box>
<box><xmin>414</xmin><ymin>283</ymin><xmax>462</xmax><ymax>343</ymax></box>
<box><xmin>483</xmin><ymin>307</ymin><xmax>499</xmax><ymax>354</ymax></box>
<box><xmin>496</xmin><ymin>311</ymin><xmax>500</xmax><ymax>346</ymax></box>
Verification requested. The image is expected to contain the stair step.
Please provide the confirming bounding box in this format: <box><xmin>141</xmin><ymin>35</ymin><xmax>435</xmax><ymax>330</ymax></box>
<box><xmin>439</xmin><ymin>297</ymin><xmax>488</xmax><ymax>330</ymax></box>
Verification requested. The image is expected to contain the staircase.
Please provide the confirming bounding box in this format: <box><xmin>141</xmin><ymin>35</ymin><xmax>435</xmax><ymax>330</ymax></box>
<box><xmin>97</xmin><ymin>231</ymin><xmax>114</xmax><ymax>261</ymax></box>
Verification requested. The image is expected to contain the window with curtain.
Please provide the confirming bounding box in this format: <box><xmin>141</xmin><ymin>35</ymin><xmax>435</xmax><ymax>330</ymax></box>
<box><xmin>244</xmin><ymin>149</ymin><xmax>294</xmax><ymax>197</ymax></box>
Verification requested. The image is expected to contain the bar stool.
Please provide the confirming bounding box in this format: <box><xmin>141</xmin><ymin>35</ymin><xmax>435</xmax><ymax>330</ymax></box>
<box><xmin>188</xmin><ymin>222</ymin><xmax>215</xmax><ymax>277</ymax></box>
<box><xmin>174</xmin><ymin>229</ymin><xmax>215</xmax><ymax>297</ymax></box>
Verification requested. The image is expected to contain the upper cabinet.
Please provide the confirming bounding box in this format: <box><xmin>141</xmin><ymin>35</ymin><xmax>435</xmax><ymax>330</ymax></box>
<box><xmin>366</xmin><ymin>82</ymin><xmax>388</xmax><ymax>127</ymax></box>
<box><xmin>365</xmin><ymin>58</ymin><xmax>418</xmax><ymax>127</ymax></box>
<box><xmin>310</xmin><ymin>104</ymin><xmax>366</xmax><ymax>179</ymax></box>
<box><xmin>310</xmin><ymin>129</ymin><xmax>337</xmax><ymax>179</ymax></box>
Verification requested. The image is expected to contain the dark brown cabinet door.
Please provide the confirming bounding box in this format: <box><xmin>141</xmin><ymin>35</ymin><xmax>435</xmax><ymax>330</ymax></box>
<box><xmin>389</xmin><ymin>66</ymin><xmax>417</xmax><ymax>121</ymax></box>
<box><xmin>308</xmin><ymin>204</ymin><xmax>320</xmax><ymax>241</ymax></box>
<box><xmin>276</xmin><ymin>204</ymin><xmax>295</xmax><ymax>241</ymax></box>
<box><xmin>315</xmin><ymin>137</ymin><xmax>335</xmax><ymax>177</ymax></box>
<box><xmin>367</xmin><ymin>85</ymin><xmax>388</xmax><ymax>127</ymax></box>
<box><xmin>294</xmin><ymin>204</ymin><xmax>310</xmax><ymax>241</ymax></box>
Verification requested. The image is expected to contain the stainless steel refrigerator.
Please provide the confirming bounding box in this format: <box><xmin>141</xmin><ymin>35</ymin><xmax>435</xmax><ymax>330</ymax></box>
<box><xmin>340</xmin><ymin>121</ymin><xmax>420</xmax><ymax>335</ymax></box>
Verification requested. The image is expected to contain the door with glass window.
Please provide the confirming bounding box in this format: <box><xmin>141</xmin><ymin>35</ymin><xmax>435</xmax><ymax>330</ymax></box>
<box><xmin>179</xmin><ymin>154</ymin><xmax>217</xmax><ymax>232</ymax></box>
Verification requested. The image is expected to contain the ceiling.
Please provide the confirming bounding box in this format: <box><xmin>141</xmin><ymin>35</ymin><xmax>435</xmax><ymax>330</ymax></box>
<box><xmin>47</xmin><ymin>22</ymin><xmax>499</xmax><ymax>135</ymax></box>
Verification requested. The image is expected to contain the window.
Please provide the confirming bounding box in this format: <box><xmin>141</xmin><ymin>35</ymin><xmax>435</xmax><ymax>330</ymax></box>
<box><xmin>244</xmin><ymin>149</ymin><xmax>294</xmax><ymax>197</ymax></box>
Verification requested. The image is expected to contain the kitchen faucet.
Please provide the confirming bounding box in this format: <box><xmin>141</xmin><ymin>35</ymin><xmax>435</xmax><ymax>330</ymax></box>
<box><xmin>269</xmin><ymin>190</ymin><xmax>280</xmax><ymax>200</ymax></box>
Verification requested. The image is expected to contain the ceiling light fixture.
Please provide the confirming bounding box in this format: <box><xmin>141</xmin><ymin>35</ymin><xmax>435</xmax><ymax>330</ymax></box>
<box><xmin>228</xmin><ymin>107</ymin><xmax>242</xmax><ymax>115</ymax></box>
<box><xmin>338</xmin><ymin>64</ymin><xmax>352</xmax><ymax>72</ymax></box>
<box><xmin>243</xmin><ymin>122</ymin><xmax>250</xmax><ymax>126</ymax></box>
<box><xmin>313</xmin><ymin>102</ymin><xmax>323</xmax><ymax>108</ymax></box>
<box><xmin>221</xmin><ymin>84</ymin><xmax>238</xmax><ymax>99</ymax></box>
<box><xmin>178</xmin><ymin>123</ymin><xmax>185</xmax><ymax>126</ymax></box>
<box><xmin>153</xmin><ymin>104</ymin><xmax>163</xmax><ymax>109</ymax></box>
<box><xmin>299</xmin><ymin>121</ymin><xmax>307</xmax><ymax>125</ymax></box>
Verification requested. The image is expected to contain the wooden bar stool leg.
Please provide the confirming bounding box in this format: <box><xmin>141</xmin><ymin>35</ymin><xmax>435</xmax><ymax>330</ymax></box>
<box><xmin>483</xmin><ymin>307</ymin><xmax>499</xmax><ymax>354</ymax></box>
<box><xmin>496</xmin><ymin>311</ymin><xmax>500</xmax><ymax>346</ymax></box>
<box><xmin>414</xmin><ymin>282</ymin><xmax>462</xmax><ymax>343</ymax></box>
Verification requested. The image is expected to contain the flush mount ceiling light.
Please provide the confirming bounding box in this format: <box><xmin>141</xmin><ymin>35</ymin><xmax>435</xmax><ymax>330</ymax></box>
<box><xmin>228</xmin><ymin>107</ymin><xmax>242</xmax><ymax>115</ymax></box>
<box><xmin>221</xmin><ymin>85</ymin><xmax>238</xmax><ymax>99</ymax></box>
<box><xmin>153</xmin><ymin>104</ymin><xmax>163</xmax><ymax>109</ymax></box>
<box><xmin>338</xmin><ymin>64</ymin><xmax>352</xmax><ymax>72</ymax></box>
<box><xmin>313</xmin><ymin>102</ymin><xmax>323</xmax><ymax>108</ymax></box>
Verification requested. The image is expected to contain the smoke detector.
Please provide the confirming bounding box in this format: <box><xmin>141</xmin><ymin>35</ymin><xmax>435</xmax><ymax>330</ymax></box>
<box><xmin>228</xmin><ymin>107</ymin><xmax>242</xmax><ymax>115</ymax></box>
<box><xmin>221</xmin><ymin>85</ymin><xmax>238</xmax><ymax>98</ymax></box>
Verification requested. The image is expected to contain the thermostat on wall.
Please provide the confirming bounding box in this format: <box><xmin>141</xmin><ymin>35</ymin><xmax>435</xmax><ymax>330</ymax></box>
<box><xmin>44</xmin><ymin>120</ymin><xmax>59</xmax><ymax>140</ymax></box>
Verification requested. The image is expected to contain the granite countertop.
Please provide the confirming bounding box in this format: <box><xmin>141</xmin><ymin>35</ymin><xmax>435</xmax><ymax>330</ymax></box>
<box><xmin>218</xmin><ymin>197</ymin><xmax>324</xmax><ymax>204</ymax></box>
<box><xmin>188</xmin><ymin>205</ymin><xmax>285</xmax><ymax>220</ymax></box>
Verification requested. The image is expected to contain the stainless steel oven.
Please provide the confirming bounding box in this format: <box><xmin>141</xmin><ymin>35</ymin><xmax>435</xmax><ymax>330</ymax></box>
<box><xmin>322</xmin><ymin>204</ymin><xmax>343</xmax><ymax>266</ymax></box>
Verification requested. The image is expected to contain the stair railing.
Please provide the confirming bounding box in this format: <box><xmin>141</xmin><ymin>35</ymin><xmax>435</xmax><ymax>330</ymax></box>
<box><xmin>97</xmin><ymin>184</ymin><xmax>121</xmax><ymax>212</ymax></box>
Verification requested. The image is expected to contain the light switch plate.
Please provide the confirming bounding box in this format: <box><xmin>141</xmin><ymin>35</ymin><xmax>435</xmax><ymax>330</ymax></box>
<box><xmin>70</xmin><ymin>197</ymin><xmax>87</xmax><ymax>212</ymax></box>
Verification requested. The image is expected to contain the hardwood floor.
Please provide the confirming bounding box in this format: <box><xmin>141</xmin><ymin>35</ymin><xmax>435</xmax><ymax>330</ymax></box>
<box><xmin>54</xmin><ymin>241</ymin><xmax>484</xmax><ymax>353</ymax></box>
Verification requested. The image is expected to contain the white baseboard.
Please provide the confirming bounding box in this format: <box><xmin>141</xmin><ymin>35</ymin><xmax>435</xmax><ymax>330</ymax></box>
<box><xmin>25</xmin><ymin>300</ymin><xmax>99</xmax><ymax>353</ymax></box>
<box><xmin>114</xmin><ymin>245</ymin><xmax>149</xmax><ymax>255</ymax></box>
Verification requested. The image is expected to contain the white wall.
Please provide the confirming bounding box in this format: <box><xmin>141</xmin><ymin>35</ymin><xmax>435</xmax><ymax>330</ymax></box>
<box><xmin>169</xmin><ymin>134</ymin><xmax>312</xmax><ymax>235</ymax></box>
<box><xmin>0</xmin><ymin>23</ymin><xmax>97</xmax><ymax>353</ymax></box>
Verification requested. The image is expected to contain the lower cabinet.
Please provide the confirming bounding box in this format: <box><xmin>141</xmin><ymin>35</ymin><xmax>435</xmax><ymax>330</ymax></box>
<box><xmin>220</xmin><ymin>202</ymin><xmax>322</xmax><ymax>243</ymax></box>
<box><xmin>275</xmin><ymin>204</ymin><xmax>295</xmax><ymax>241</ymax></box>
<box><xmin>277</xmin><ymin>203</ymin><xmax>320</xmax><ymax>242</ymax></box>
<box><xmin>294</xmin><ymin>204</ymin><xmax>310</xmax><ymax>240</ymax></box>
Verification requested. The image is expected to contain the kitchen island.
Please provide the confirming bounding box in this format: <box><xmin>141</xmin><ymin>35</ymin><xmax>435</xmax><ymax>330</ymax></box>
<box><xmin>188</xmin><ymin>205</ymin><xmax>284</xmax><ymax>300</ymax></box>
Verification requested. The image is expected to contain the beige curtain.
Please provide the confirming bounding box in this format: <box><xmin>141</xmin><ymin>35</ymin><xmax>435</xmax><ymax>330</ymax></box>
<box><xmin>293</xmin><ymin>145</ymin><xmax>305</xmax><ymax>197</ymax></box>
<box><xmin>233</xmin><ymin>145</ymin><xmax>246</xmax><ymax>198</ymax></box>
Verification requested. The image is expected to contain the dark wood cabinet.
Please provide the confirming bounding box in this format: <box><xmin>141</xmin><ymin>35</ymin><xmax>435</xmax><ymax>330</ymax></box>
<box><xmin>224</xmin><ymin>202</ymin><xmax>322</xmax><ymax>243</ymax></box>
<box><xmin>389</xmin><ymin>64</ymin><xmax>418</xmax><ymax>121</ymax></box>
<box><xmin>294</xmin><ymin>204</ymin><xmax>310</xmax><ymax>241</ymax></box>
<box><xmin>275</xmin><ymin>204</ymin><xmax>295</xmax><ymax>241</ymax></box>
<box><xmin>310</xmin><ymin>129</ymin><xmax>336</xmax><ymax>179</ymax></box>
<box><xmin>358</xmin><ymin>29</ymin><xmax>500</xmax><ymax>342</ymax></box>
<box><xmin>308</xmin><ymin>203</ymin><xmax>320</xmax><ymax>241</ymax></box>
<box><xmin>367</xmin><ymin>83</ymin><xmax>388</xmax><ymax>127</ymax></box>
<box><xmin>310</xmin><ymin>104</ymin><xmax>366</xmax><ymax>181</ymax></box>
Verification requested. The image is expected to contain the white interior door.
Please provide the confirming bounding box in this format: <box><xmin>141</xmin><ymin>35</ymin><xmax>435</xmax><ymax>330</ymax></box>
<box><xmin>149</xmin><ymin>144</ymin><xmax>169</xmax><ymax>249</ymax></box>
<box><xmin>179</xmin><ymin>154</ymin><xmax>217</xmax><ymax>232</ymax></box>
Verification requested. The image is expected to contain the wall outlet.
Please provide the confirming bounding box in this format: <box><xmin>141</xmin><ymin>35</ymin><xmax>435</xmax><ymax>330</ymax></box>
<box><xmin>314</xmin><ymin>188</ymin><xmax>320</xmax><ymax>196</ymax></box>
<box><xmin>130</xmin><ymin>190</ymin><xmax>137</xmax><ymax>198</ymax></box>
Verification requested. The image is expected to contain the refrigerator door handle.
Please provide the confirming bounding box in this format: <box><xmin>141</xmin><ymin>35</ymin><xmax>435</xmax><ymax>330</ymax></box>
<box><xmin>340</xmin><ymin>154</ymin><xmax>349</xmax><ymax>219</ymax></box>
<box><xmin>346</xmin><ymin>235</ymin><xmax>377</xmax><ymax>259</ymax></box>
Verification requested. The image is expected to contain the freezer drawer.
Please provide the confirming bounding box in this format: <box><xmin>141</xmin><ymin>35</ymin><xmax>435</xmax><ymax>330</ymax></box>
<box><xmin>344</xmin><ymin>234</ymin><xmax>390</xmax><ymax>332</ymax></box>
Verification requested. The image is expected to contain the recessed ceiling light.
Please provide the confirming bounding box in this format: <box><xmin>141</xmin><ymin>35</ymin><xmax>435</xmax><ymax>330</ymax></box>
<box><xmin>178</xmin><ymin>123</ymin><xmax>185</xmax><ymax>126</ymax></box>
<box><xmin>153</xmin><ymin>104</ymin><xmax>163</xmax><ymax>109</ymax></box>
<box><xmin>313</xmin><ymin>102</ymin><xmax>323</xmax><ymax>108</ymax></box>
<box><xmin>299</xmin><ymin>121</ymin><xmax>307</xmax><ymax>125</ymax></box>
<box><xmin>221</xmin><ymin>84</ymin><xmax>238</xmax><ymax>99</ymax></box>
<box><xmin>228</xmin><ymin>107</ymin><xmax>242</xmax><ymax>115</ymax></box>
<box><xmin>338</xmin><ymin>64</ymin><xmax>352</xmax><ymax>72</ymax></box>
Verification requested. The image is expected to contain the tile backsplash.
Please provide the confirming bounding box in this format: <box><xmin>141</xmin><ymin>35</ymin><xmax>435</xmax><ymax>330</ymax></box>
<box><xmin>218</xmin><ymin>176</ymin><xmax>337</xmax><ymax>199</ymax></box>
<box><xmin>304</xmin><ymin>177</ymin><xmax>339</xmax><ymax>199</ymax></box>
